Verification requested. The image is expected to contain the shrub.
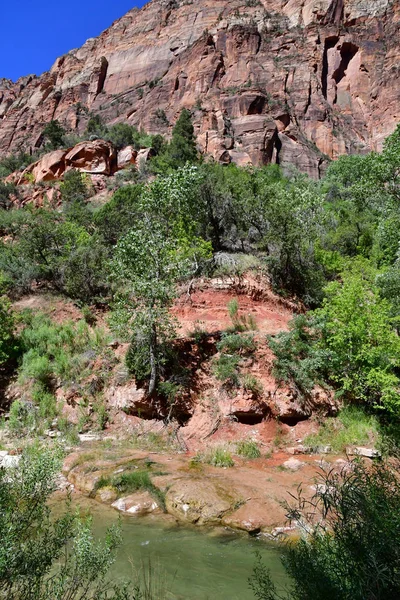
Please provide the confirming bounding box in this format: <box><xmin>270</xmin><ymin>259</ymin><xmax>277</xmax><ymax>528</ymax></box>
<box><xmin>217</xmin><ymin>332</ymin><xmax>256</xmax><ymax>354</ymax></box>
<box><xmin>236</xmin><ymin>439</ymin><xmax>261</xmax><ymax>459</ymax></box>
<box><xmin>212</xmin><ymin>354</ymin><xmax>240</xmax><ymax>387</ymax></box>
<box><xmin>0</xmin><ymin>294</ymin><xmax>19</xmax><ymax>368</ymax></box>
<box><xmin>227</xmin><ymin>299</ymin><xmax>257</xmax><ymax>332</ymax></box>
<box><xmin>0</xmin><ymin>445</ymin><xmax>140</xmax><ymax>599</ymax></box>
<box><xmin>42</xmin><ymin>119</ymin><xmax>66</xmax><ymax>148</ymax></box>
<box><xmin>250</xmin><ymin>459</ymin><xmax>400</xmax><ymax>600</ymax></box>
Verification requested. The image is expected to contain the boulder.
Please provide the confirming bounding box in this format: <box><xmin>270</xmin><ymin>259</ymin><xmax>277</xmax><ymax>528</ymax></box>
<box><xmin>30</xmin><ymin>149</ymin><xmax>67</xmax><ymax>183</ymax></box>
<box><xmin>117</xmin><ymin>145</ymin><xmax>138</xmax><ymax>169</ymax></box>
<box><xmin>348</xmin><ymin>447</ymin><xmax>381</xmax><ymax>459</ymax></box>
<box><xmin>112</xmin><ymin>491</ymin><xmax>159</xmax><ymax>515</ymax></box>
<box><xmin>65</xmin><ymin>140</ymin><xmax>117</xmax><ymax>175</ymax></box>
<box><xmin>165</xmin><ymin>478</ymin><xmax>236</xmax><ymax>525</ymax></box>
<box><xmin>282</xmin><ymin>458</ymin><xmax>305</xmax><ymax>471</ymax></box>
<box><xmin>106</xmin><ymin>382</ymin><xmax>154</xmax><ymax>417</ymax></box>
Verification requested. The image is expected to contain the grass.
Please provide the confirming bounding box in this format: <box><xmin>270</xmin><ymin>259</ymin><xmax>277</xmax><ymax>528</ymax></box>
<box><xmin>241</xmin><ymin>373</ymin><xmax>263</xmax><ymax>396</ymax></box>
<box><xmin>6</xmin><ymin>310</ymin><xmax>114</xmax><ymax>439</ymax></box>
<box><xmin>194</xmin><ymin>445</ymin><xmax>235</xmax><ymax>468</ymax></box>
<box><xmin>236</xmin><ymin>439</ymin><xmax>261</xmax><ymax>459</ymax></box>
<box><xmin>304</xmin><ymin>405</ymin><xmax>380</xmax><ymax>453</ymax></box>
<box><xmin>95</xmin><ymin>468</ymin><xmax>166</xmax><ymax>511</ymax></box>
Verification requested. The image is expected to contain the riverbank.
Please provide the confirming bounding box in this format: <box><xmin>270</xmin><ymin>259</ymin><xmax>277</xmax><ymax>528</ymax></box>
<box><xmin>62</xmin><ymin>438</ymin><xmax>347</xmax><ymax>535</ymax></box>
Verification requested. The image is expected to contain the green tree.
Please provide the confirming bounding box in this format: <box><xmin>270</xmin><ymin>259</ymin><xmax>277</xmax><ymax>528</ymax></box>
<box><xmin>0</xmin><ymin>293</ymin><xmax>18</xmax><ymax>368</ymax></box>
<box><xmin>153</xmin><ymin>109</ymin><xmax>197</xmax><ymax>172</ymax></box>
<box><xmin>86</xmin><ymin>114</ymin><xmax>108</xmax><ymax>139</ymax></box>
<box><xmin>111</xmin><ymin>166</ymin><xmax>211</xmax><ymax>394</ymax></box>
<box><xmin>250</xmin><ymin>459</ymin><xmax>400</xmax><ymax>600</ymax></box>
<box><xmin>95</xmin><ymin>184</ymin><xmax>144</xmax><ymax>246</ymax></box>
<box><xmin>0</xmin><ymin>445</ymin><xmax>140</xmax><ymax>600</ymax></box>
<box><xmin>269</xmin><ymin>259</ymin><xmax>400</xmax><ymax>415</ymax></box>
<box><xmin>42</xmin><ymin>120</ymin><xmax>66</xmax><ymax>149</ymax></box>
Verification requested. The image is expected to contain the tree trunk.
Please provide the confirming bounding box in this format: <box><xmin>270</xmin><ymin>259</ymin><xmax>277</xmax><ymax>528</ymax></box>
<box><xmin>148</xmin><ymin>322</ymin><xmax>157</xmax><ymax>396</ymax></box>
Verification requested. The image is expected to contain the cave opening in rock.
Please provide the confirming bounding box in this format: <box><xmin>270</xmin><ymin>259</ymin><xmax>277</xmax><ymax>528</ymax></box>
<box><xmin>233</xmin><ymin>412</ymin><xmax>266</xmax><ymax>425</ymax></box>
<box><xmin>247</xmin><ymin>96</ymin><xmax>267</xmax><ymax>115</ymax></box>
<box><xmin>332</xmin><ymin>42</ymin><xmax>359</xmax><ymax>85</ymax></box>
<box><xmin>322</xmin><ymin>36</ymin><xmax>339</xmax><ymax>99</ymax></box>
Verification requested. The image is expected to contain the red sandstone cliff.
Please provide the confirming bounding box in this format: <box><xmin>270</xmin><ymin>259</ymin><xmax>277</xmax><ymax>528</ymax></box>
<box><xmin>0</xmin><ymin>0</ymin><xmax>399</xmax><ymax>177</ymax></box>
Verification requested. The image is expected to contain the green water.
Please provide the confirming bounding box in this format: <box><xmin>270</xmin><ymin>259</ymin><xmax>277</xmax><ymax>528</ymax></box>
<box><xmin>77</xmin><ymin>498</ymin><xmax>287</xmax><ymax>600</ymax></box>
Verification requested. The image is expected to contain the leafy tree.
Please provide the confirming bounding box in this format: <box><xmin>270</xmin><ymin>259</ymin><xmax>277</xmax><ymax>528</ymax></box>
<box><xmin>95</xmin><ymin>184</ymin><xmax>144</xmax><ymax>246</ymax></box>
<box><xmin>270</xmin><ymin>259</ymin><xmax>400</xmax><ymax>415</ymax></box>
<box><xmin>111</xmin><ymin>166</ymin><xmax>211</xmax><ymax>394</ymax></box>
<box><xmin>0</xmin><ymin>445</ymin><xmax>140</xmax><ymax>600</ymax></box>
<box><xmin>42</xmin><ymin>120</ymin><xmax>66</xmax><ymax>149</ymax></box>
<box><xmin>250</xmin><ymin>459</ymin><xmax>400</xmax><ymax>600</ymax></box>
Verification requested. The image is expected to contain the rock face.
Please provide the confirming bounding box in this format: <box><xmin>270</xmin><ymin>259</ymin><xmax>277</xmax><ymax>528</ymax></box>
<box><xmin>18</xmin><ymin>139</ymin><xmax>118</xmax><ymax>183</ymax></box>
<box><xmin>0</xmin><ymin>0</ymin><xmax>398</xmax><ymax>177</ymax></box>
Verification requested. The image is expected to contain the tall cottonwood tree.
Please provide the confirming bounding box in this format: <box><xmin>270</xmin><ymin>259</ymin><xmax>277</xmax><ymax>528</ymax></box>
<box><xmin>111</xmin><ymin>166</ymin><xmax>211</xmax><ymax>395</ymax></box>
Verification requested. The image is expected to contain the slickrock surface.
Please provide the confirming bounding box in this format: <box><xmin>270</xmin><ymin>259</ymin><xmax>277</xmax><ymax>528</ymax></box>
<box><xmin>0</xmin><ymin>0</ymin><xmax>398</xmax><ymax>177</ymax></box>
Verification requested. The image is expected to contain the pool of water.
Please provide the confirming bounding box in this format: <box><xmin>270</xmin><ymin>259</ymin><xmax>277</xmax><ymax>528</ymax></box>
<box><xmin>74</xmin><ymin>497</ymin><xmax>287</xmax><ymax>600</ymax></box>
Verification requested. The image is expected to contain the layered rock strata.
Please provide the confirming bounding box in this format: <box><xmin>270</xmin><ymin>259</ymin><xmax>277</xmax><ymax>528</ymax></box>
<box><xmin>0</xmin><ymin>0</ymin><xmax>398</xmax><ymax>177</ymax></box>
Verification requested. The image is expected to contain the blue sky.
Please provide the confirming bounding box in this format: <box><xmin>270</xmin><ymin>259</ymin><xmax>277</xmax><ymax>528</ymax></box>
<box><xmin>0</xmin><ymin>1</ymin><xmax>147</xmax><ymax>81</ymax></box>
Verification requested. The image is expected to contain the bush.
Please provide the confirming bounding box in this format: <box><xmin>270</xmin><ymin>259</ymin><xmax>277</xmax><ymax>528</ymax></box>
<box><xmin>42</xmin><ymin>119</ymin><xmax>66</xmax><ymax>148</ymax></box>
<box><xmin>18</xmin><ymin>312</ymin><xmax>110</xmax><ymax>393</ymax></box>
<box><xmin>212</xmin><ymin>354</ymin><xmax>240</xmax><ymax>387</ymax></box>
<box><xmin>304</xmin><ymin>405</ymin><xmax>380</xmax><ymax>452</ymax></box>
<box><xmin>0</xmin><ymin>295</ymin><xmax>19</xmax><ymax>368</ymax></box>
<box><xmin>217</xmin><ymin>332</ymin><xmax>257</xmax><ymax>355</ymax></box>
<box><xmin>0</xmin><ymin>445</ymin><xmax>140</xmax><ymax>599</ymax></box>
<box><xmin>250</xmin><ymin>459</ymin><xmax>400</xmax><ymax>600</ymax></box>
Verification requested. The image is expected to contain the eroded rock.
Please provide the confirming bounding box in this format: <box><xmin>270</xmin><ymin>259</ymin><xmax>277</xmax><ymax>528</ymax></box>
<box><xmin>165</xmin><ymin>478</ymin><xmax>237</xmax><ymax>525</ymax></box>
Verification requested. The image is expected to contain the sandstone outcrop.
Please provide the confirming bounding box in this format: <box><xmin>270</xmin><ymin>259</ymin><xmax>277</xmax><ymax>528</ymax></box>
<box><xmin>18</xmin><ymin>140</ymin><xmax>118</xmax><ymax>183</ymax></box>
<box><xmin>0</xmin><ymin>0</ymin><xmax>398</xmax><ymax>177</ymax></box>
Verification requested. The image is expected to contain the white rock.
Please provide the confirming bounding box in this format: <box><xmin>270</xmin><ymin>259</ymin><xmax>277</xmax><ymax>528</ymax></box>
<box><xmin>283</xmin><ymin>458</ymin><xmax>304</xmax><ymax>471</ymax></box>
<box><xmin>112</xmin><ymin>498</ymin><xmax>127</xmax><ymax>512</ymax></box>
<box><xmin>79</xmin><ymin>433</ymin><xmax>101</xmax><ymax>443</ymax></box>
<box><xmin>1</xmin><ymin>455</ymin><xmax>21</xmax><ymax>469</ymax></box>
<box><xmin>348</xmin><ymin>447</ymin><xmax>381</xmax><ymax>459</ymax></box>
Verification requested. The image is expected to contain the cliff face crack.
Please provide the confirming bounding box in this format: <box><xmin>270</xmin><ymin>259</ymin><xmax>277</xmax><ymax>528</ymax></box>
<box><xmin>322</xmin><ymin>36</ymin><xmax>339</xmax><ymax>99</ymax></box>
<box><xmin>96</xmin><ymin>57</ymin><xmax>109</xmax><ymax>96</ymax></box>
<box><xmin>305</xmin><ymin>78</ymin><xmax>312</xmax><ymax>115</ymax></box>
<box><xmin>325</xmin><ymin>0</ymin><xmax>344</xmax><ymax>25</ymax></box>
